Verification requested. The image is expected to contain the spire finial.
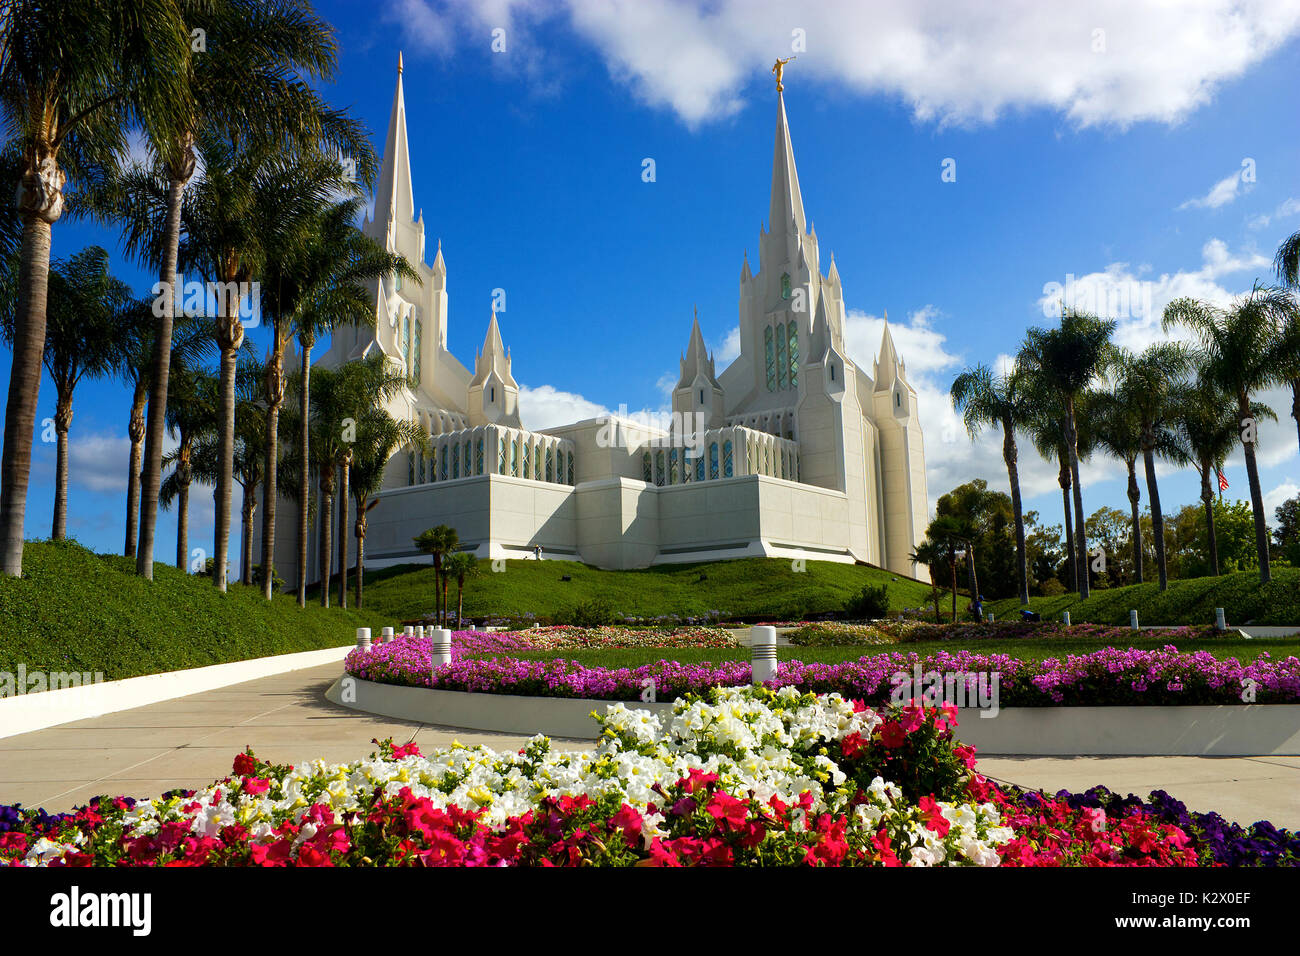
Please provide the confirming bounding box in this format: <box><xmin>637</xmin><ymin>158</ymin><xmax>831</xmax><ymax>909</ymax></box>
<box><xmin>772</xmin><ymin>55</ymin><xmax>795</xmax><ymax>93</ymax></box>
<box><xmin>398</xmin><ymin>50</ymin><xmax>404</xmax><ymax>75</ymax></box>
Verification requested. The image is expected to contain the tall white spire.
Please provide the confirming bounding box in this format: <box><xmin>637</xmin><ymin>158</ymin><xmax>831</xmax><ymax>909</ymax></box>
<box><xmin>769</xmin><ymin>93</ymin><xmax>807</xmax><ymax>242</ymax></box>
<box><xmin>375</xmin><ymin>51</ymin><xmax>415</xmax><ymax>228</ymax></box>
<box><xmin>676</xmin><ymin>308</ymin><xmax>718</xmax><ymax>390</ymax></box>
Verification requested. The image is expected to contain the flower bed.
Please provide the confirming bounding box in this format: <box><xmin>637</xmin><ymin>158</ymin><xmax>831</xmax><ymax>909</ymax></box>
<box><xmin>5</xmin><ymin>687</ymin><xmax>1289</xmax><ymax>867</ymax></box>
<box><xmin>786</xmin><ymin>620</ymin><xmax>1224</xmax><ymax>647</ymax></box>
<box><xmin>347</xmin><ymin>637</ymin><xmax>1300</xmax><ymax>706</ymax></box>
<box><xmin>458</xmin><ymin>625</ymin><xmax>739</xmax><ymax>652</ymax></box>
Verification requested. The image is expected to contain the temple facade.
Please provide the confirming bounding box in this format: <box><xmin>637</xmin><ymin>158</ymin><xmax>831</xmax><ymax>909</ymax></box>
<box><xmin>264</xmin><ymin>56</ymin><xmax>929</xmax><ymax>578</ymax></box>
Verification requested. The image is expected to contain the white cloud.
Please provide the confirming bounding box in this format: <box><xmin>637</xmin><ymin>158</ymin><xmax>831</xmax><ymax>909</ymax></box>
<box><xmin>517</xmin><ymin>382</ymin><xmax>613</xmax><ymax>430</ymax></box>
<box><xmin>389</xmin><ymin>0</ymin><xmax>1300</xmax><ymax>129</ymax></box>
<box><xmin>1178</xmin><ymin>170</ymin><xmax>1248</xmax><ymax>210</ymax></box>
<box><xmin>1265</xmin><ymin>480</ymin><xmax>1299</xmax><ymax>528</ymax></box>
<box><xmin>1036</xmin><ymin>239</ymin><xmax>1272</xmax><ymax>354</ymax></box>
<box><xmin>1248</xmin><ymin>196</ymin><xmax>1300</xmax><ymax>230</ymax></box>
<box><xmin>715</xmin><ymin>327</ymin><xmax>741</xmax><ymax>364</ymax></box>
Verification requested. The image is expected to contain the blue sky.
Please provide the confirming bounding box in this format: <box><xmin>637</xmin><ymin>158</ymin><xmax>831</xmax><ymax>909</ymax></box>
<box><xmin>4</xmin><ymin>0</ymin><xmax>1300</xmax><ymax>566</ymax></box>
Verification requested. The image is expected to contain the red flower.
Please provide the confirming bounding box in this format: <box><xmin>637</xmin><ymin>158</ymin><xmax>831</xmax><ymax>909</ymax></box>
<box><xmin>706</xmin><ymin>791</ymin><xmax>750</xmax><ymax>831</ymax></box>
<box><xmin>840</xmin><ymin>732</ymin><xmax>867</xmax><ymax>759</ymax></box>
<box><xmin>878</xmin><ymin>720</ymin><xmax>907</xmax><ymax>749</ymax></box>
<box><xmin>919</xmin><ymin>796</ymin><xmax>951</xmax><ymax>837</ymax></box>
<box><xmin>232</xmin><ymin>752</ymin><xmax>257</xmax><ymax>776</ymax></box>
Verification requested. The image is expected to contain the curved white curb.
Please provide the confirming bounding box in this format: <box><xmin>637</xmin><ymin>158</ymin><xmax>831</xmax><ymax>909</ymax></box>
<box><xmin>328</xmin><ymin>675</ymin><xmax>1300</xmax><ymax>755</ymax></box>
<box><xmin>0</xmin><ymin>645</ymin><xmax>353</xmax><ymax>740</ymax></box>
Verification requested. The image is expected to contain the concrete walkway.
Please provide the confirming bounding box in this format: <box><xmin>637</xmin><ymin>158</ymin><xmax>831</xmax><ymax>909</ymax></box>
<box><xmin>1</xmin><ymin>662</ymin><xmax>1296</xmax><ymax>829</ymax></box>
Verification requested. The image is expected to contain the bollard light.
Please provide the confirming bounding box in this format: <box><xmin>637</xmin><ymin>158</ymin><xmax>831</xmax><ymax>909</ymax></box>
<box><xmin>381</xmin><ymin>627</ymin><xmax>394</xmax><ymax>644</ymax></box>
<box><xmin>356</xmin><ymin>627</ymin><xmax>372</xmax><ymax>652</ymax></box>
<box><xmin>431</xmin><ymin>627</ymin><xmax>453</xmax><ymax>669</ymax></box>
<box><xmin>416</xmin><ymin>625</ymin><xmax>425</xmax><ymax>640</ymax></box>
<box><xmin>404</xmin><ymin>625</ymin><xmax>414</xmax><ymax>639</ymax></box>
<box><xmin>1215</xmin><ymin>608</ymin><xmax>1227</xmax><ymax>630</ymax></box>
<box><xmin>1062</xmin><ymin>611</ymin><xmax>1070</xmax><ymax>626</ymax></box>
<box><xmin>750</xmin><ymin>625</ymin><xmax>778</xmax><ymax>685</ymax></box>
<box><xmin>1130</xmin><ymin>609</ymin><xmax>1139</xmax><ymax>630</ymax></box>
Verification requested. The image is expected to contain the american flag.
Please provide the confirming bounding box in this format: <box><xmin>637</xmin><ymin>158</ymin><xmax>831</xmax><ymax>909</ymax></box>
<box><xmin>1218</xmin><ymin>470</ymin><xmax>1229</xmax><ymax>492</ymax></box>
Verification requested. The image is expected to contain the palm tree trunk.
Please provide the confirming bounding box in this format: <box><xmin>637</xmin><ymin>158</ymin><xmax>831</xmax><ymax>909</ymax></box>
<box><xmin>0</xmin><ymin>209</ymin><xmax>56</xmax><ymax>577</ymax></box>
<box><xmin>125</xmin><ymin>385</ymin><xmax>147</xmax><ymax>558</ymax></box>
<box><xmin>137</xmin><ymin>162</ymin><xmax>192</xmax><ymax>579</ymax></box>
<box><xmin>319</xmin><ymin>478</ymin><xmax>333</xmax><ymax>608</ymax></box>
<box><xmin>214</xmin><ymin>341</ymin><xmax>239</xmax><ymax>591</ymax></box>
<box><xmin>240</xmin><ymin>484</ymin><xmax>255</xmax><ymax>587</ymax></box>
<box><xmin>52</xmin><ymin>397</ymin><xmax>72</xmax><ymax>540</ymax></box>
<box><xmin>457</xmin><ymin>581</ymin><xmax>464</xmax><ymax>629</ymax></box>
<box><xmin>1143</xmin><ymin>441</ymin><xmax>1167</xmax><ymax>590</ymax></box>
<box><xmin>296</xmin><ymin>339</ymin><xmax>312</xmax><ymax>608</ymax></box>
<box><xmin>1292</xmin><ymin>378</ymin><xmax>1299</xmax><ymax>455</ymax></box>
<box><xmin>1003</xmin><ymin>422</ymin><xmax>1029</xmax><ymax>605</ymax></box>
<box><xmin>354</xmin><ymin>510</ymin><xmax>365</xmax><ymax>610</ymax></box>
<box><xmin>260</xmin><ymin>354</ymin><xmax>285</xmax><ymax>600</ymax></box>
<box><xmin>1065</xmin><ymin>403</ymin><xmax>1089</xmax><ymax>599</ymax></box>
<box><xmin>1126</xmin><ymin>457</ymin><xmax>1143</xmax><ymax>584</ymax></box>
<box><xmin>1240</xmin><ymin>394</ymin><xmax>1272</xmax><ymax>583</ymax></box>
<box><xmin>338</xmin><ymin>461</ymin><xmax>350</xmax><ymax>609</ymax></box>
<box><xmin>949</xmin><ymin>557</ymin><xmax>958</xmax><ymax>623</ymax></box>
<box><xmin>1059</xmin><ymin>464</ymin><xmax>1076</xmax><ymax>592</ymax></box>
<box><xmin>176</xmin><ymin>475</ymin><xmax>190</xmax><ymax>571</ymax></box>
<box><xmin>1200</xmin><ymin>462</ymin><xmax>1219</xmax><ymax>576</ymax></box>
<box><xmin>442</xmin><ymin>574</ymin><xmax>450</xmax><ymax>627</ymax></box>
<box><xmin>965</xmin><ymin>548</ymin><xmax>980</xmax><ymax>608</ymax></box>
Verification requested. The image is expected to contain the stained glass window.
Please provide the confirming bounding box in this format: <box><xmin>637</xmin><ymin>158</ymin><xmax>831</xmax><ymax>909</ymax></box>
<box><xmin>709</xmin><ymin>442</ymin><xmax>719</xmax><ymax>479</ymax></box>
<box><xmin>655</xmin><ymin>450</ymin><xmax>665</xmax><ymax>486</ymax></box>
<box><xmin>440</xmin><ymin>445</ymin><xmax>449</xmax><ymax>481</ymax></box>
<box><xmin>669</xmin><ymin>448</ymin><xmax>678</xmax><ymax>484</ymax></box>
<box><xmin>522</xmin><ymin>441</ymin><xmax>530</xmax><ymax>479</ymax></box>
<box><xmin>412</xmin><ymin>318</ymin><xmax>423</xmax><ymax>385</ymax></box>
<box><xmin>722</xmin><ymin>440</ymin><xmax>733</xmax><ymax>478</ymax></box>
<box><xmin>567</xmin><ymin>451</ymin><xmax>574</xmax><ymax>485</ymax></box>
<box><xmin>408</xmin><ymin>453</ymin><xmax>415</xmax><ymax>486</ymax></box>
<box><xmin>498</xmin><ymin>437</ymin><xmax>507</xmax><ymax>474</ymax></box>
<box><xmin>476</xmin><ymin>438</ymin><xmax>485</xmax><ymax>475</ymax></box>
<box><xmin>788</xmin><ymin>323</ymin><xmax>798</xmax><ymax>387</ymax></box>
<box><xmin>781</xmin><ymin>273</ymin><xmax>791</xmax><ymax>299</ymax></box>
<box><xmin>545</xmin><ymin>446</ymin><xmax>554</xmax><ymax>482</ymax></box>
<box><xmin>452</xmin><ymin>445</ymin><xmax>459</xmax><ymax>479</ymax></box>
<box><xmin>776</xmin><ymin>322</ymin><xmax>787</xmax><ymax>390</ymax></box>
<box><xmin>764</xmin><ymin>326</ymin><xmax>776</xmax><ymax>391</ymax></box>
<box><xmin>643</xmin><ymin>452</ymin><xmax>652</xmax><ymax>482</ymax></box>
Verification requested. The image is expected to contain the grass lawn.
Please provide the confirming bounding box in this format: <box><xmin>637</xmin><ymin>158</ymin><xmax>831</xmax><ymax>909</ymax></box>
<box><xmin>0</xmin><ymin>539</ymin><xmax>382</xmax><ymax>681</ymax></box>
<box><xmin>352</xmin><ymin>556</ymin><xmax>957</xmax><ymax>623</ymax></box>
<box><xmin>463</xmin><ymin>635</ymin><xmax>1300</xmax><ymax>669</ymax></box>
<box><xmin>987</xmin><ymin>568</ymin><xmax>1300</xmax><ymax>627</ymax></box>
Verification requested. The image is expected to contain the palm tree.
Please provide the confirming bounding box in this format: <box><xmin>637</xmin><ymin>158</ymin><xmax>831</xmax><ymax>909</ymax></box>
<box><xmin>0</xmin><ymin>1</ymin><xmax>188</xmax><ymax>576</ymax></box>
<box><xmin>1021</xmin><ymin>374</ymin><xmax>1095</xmax><ymax>594</ymax></box>
<box><xmin>1</xmin><ymin>247</ymin><xmax>131</xmax><ymax>538</ymax></box>
<box><xmin>288</xmin><ymin>353</ymin><xmax>410</xmax><ymax>606</ymax></box>
<box><xmin>173</xmin><ymin>134</ymin><xmax>341</xmax><ymax>591</ymax></box>
<box><xmin>444</xmin><ymin>552</ymin><xmax>479</xmax><ymax>629</ymax></box>
<box><xmin>1018</xmin><ymin>309</ymin><xmax>1116</xmax><ymax>599</ymax></box>
<box><xmin>348</xmin><ymin>413</ymin><xmax>427</xmax><ymax>609</ymax></box>
<box><xmin>950</xmin><ymin>362</ymin><xmax>1032</xmax><ymax>604</ymax></box>
<box><xmin>415</xmin><ymin>525</ymin><xmax>461</xmax><ymax>626</ymax></box>
<box><xmin>159</xmin><ymin>364</ymin><xmax>219</xmax><ymax>571</ymax></box>
<box><xmin>1171</xmin><ymin>376</ymin><xmax>1275</xmax><ymax>576</ymax></box>
<box><xmin>1275</xmin><ymin>229</ymin><xmax>1300</xmax><ymax>453</ymax></box>
<box><xmin>1089</xmin><ymin>390</ymin><xmax>1146</xmax><ymax>583</ymax></box>
<box><xmin>1113</xmin><ymin>343</ymin><xmax>1193</xmax><ymax>590</ymax></box>
<box><xmin>1164</xmin><ymin>286</ymin><xmax>1297</xmax><ymax>583</ymax></box>
<box><xmin>125</xmin><ymin>0</ymin><xmax>376</xmax><ymax>581</ymax></box>
<box><xmin>921</xmin><ymin>515</ymin><xmax>967</xmax><ymax>624</ymax></box>
<box><xmin>262</xmin><ymin>196</ymin><xmax>417</xmax><ymax>604</ymax></box>
<box><xmin>908</xmin><ymin>539</ymin><xmax>946</xmax><ymax>623</ymax></box>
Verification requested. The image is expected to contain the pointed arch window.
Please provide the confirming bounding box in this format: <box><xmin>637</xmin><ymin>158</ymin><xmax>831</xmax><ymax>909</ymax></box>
<box><xmin>764</xmin><ymin>326</ymin><xmax>776</xmax><ymax>391</ymax></box>
<box><xmin>408</xmin><ymin>452</ymin><xmax>415</xmax><ymax>486</ymax></box>
<box><xmin>781</xmin><ymin>273</ymin><xmax>791</xmax><ymax>299</ymax></box>
<box><xmin>643</xmin><ymin>451</ymin><xmax>653</xmax><ymax>483</ymax></box>
<box><xmin>412</xmin><ymin>318</ymin><xmax>423</xmax><ymax>385</ymax></box>
<box><xmin>722</xmin><ymin>440</ymin><xmax>733</xmax><ymax>478</ymax></box>
<box><xmin>545</xmin><ymin>446</ymin><xmax>554</xmax><ymax>482</ymax></box>
<box><xmin>709</xmin><ymin>442</ymin><xmax>720</xmax><ymax>479</ymax></box>
<box><xmin>498</xmin><ymin>437</ymin><xmax>507</xmax><ymax>474</ymax></box>
<box><xmin>400</xmin><ymin>315</ymin><xmax>410</xmax><ymax>373</ymax></box>
<box><xmin>896</xmin><ymin>391</ymin><xmax>902</xmax><ymax>408</ymax></box>
<box><xmin>788</xmin><ymin>323</ymin><xmax>798</xmax><ymax>387</ymax></box>
<box><xmin>655</xmin><ymin>450</ymin><xmax>666</xmax><ymax>486</ymax></box>
<box><xmin>695</xmin><ymin>454</ymin><xmax>706</xmax><ymax>482</ymax></box>
<box><xmin>775</xmin><ymin>322</ymin><xmax>788</xmax><ymax>390</ymax></box>
<box><xmin>535</xmin><ymin>443</ymin><xmax>543</xmax><ymax>481</ymax></box>
<box><xmin>521</xmin><ymin>441</ymin><xmax>531</xmax><ymax>480</ymax></box>
<box><xmin>567</xmin><ymin>450</ymin><xmax>574</xmax><ymax>485</ymax></box>
<box><xmin>668</xmin><ymin>448</ymin><xmax>678</xmax><ymax>485</ymax></box>
<box><xmin>475</xmin><ymin>437</ymin><xmax>485</xmax><ymax>474</ymax></box>
<box><xmin>510</xmin><ymin>437</ymin><xmax>519</xmax><ymax>477</ymax></box>
<box><xmin>440</xmin><ymin>445</ymin><xmax>449</xmax><ymax>481</ymax></box>
<box><xmin>418</xmin><ymin>451</ymin><xmax>426</xmax><ymax>484</ymax></box>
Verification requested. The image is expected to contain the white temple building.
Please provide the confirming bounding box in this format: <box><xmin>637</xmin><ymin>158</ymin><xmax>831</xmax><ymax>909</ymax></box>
<box><xmin>264</xmin><ymin>56</ymin><xmax>929</xmax><ymax>579</ymax></box>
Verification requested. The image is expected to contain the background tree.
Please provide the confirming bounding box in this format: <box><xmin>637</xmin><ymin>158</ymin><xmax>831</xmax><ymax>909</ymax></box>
<box><xmin>159</xmin><ymin>364</ymin><xmax>218</xmax><ymax>571</ymax></box>
<box><xmin>1273</xmin><ymin>493</ymin><xmax>1300</xmax><ymax>566</ymax></box>
<box><xmin>414</xmin><ymin>525</ymin><xmax>460</xmax><ymax>626</ymax></box>
<box><xmin>1113</xmin><ymin>343</ymin><xmax>1193</xmax><ymax>590</ymax></box>
<box><xmin>1274</xmin><ymin>228</ymin><xmax>1300</xmax><ymax>452</ymax></box>
<box><xmin>1018</xmin><ymin>309</ymin><xmax>1116</xmax><ymax>599</ymax></box>
<box><xmin>1164</xmin><ymin>287</ymin><xmax>1297</xmax><ymax>583</ymax></box>
<box><xmin>950</xmin><ymin>362</ymin><xmax>1031</xmax><ymax>604</ymax></box>
<box><xmin>444</xmin><ymin>552</ymin><xmax>479</xmax><ymax>630</ymax></box>
<box><xmin>347</xmin><ymin>412</ymin><xmax>426</xmax><ymax>609</ymax></box>
<box><xmin>272</xmin><ymin>196</ymin><xmax>414</xmax><ymax>606</ymax></box>
<box><xmin>1</xmin><ymin>246</ymin><xmax>131</xmax><ymax>539</ymax></box>
<box><xmin>1089</xmin><ymin>390</ymin><xmax>1145</xmax><ymax>583</ymax></box>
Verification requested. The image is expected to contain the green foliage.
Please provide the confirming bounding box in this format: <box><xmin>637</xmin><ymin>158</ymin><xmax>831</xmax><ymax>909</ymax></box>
<box><xmin>348</xmin><ymin>557</ymin><xmax>950</xmax><ymax>625</ymax></box>
<box><xmin>0</xmin><ymin>540</ymin><xmax>378</xmax><ymax>679</ymax></box>
<box><xmin>844</xmin><ymin>583</ymin><xmax>890</xmax><ymax>620</ymax></box>
<box><xmin>987</xmin><ymin>566</ymin><xmax>1300</xmax><ymax>626</ymax></box>
<box><xmin>555</xmin><ymin>597</ymin><xmax>616</xmax><ymax>627</ymax></box>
